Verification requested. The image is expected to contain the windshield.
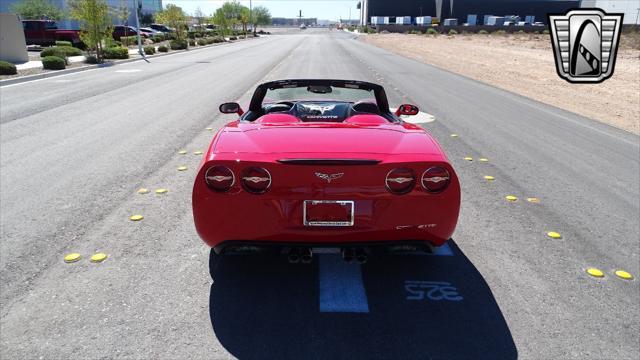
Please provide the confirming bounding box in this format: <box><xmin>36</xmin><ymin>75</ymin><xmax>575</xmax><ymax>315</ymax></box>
<box><xmin>264</xmin><ymin>86</ymin><xmax>376</xmax><ymax>105</ymax></box>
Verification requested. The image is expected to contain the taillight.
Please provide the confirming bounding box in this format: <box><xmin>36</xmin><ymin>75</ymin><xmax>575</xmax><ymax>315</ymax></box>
<box><xmin>385</xmin><ymin>168</ymin><xmax>415</xmax><ymax>194</ymax></box>
<box><xmin>241</xmin><ymin>167</ymin><xmax>271</xmax><ymax>194</ymax></box>
<box><xmin>421</xmin><ymin>167</ymin><xmax>450</xmax><ymax>193</ymax></box>
<box><xmin>205</xmin><ymin>166</ymin><xmax>234</xmax><ymax>192</ymax></box>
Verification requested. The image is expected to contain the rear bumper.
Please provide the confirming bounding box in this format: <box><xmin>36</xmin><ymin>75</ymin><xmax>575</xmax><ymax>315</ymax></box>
<box><xmin>193</xmin><ymin>188</ymin><xmax>460</xmax><ymax>251</ymax></box>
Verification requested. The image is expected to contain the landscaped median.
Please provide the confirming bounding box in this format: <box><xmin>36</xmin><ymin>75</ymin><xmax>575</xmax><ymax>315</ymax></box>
<box><xmin>0</xmin><ymin>33</ymin><xmax>261</xmax><ymax>85</ymax></box>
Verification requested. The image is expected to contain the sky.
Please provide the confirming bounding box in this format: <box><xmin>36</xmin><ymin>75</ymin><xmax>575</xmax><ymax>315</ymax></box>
<box><xmin>162</xmin><ymin>0</ymin><xmax>363</xmax><ymax>21</ymax></box>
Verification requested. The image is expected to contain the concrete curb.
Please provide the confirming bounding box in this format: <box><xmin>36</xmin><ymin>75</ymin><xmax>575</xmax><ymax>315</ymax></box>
<box><xmin>0</xmin><ymin>36</ymin><xmax>260</xmax><ymax>87</ymax></box>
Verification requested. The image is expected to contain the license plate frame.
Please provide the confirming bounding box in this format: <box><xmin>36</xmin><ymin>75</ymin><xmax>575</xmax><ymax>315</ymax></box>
<box><xmin>303</xmin><ymin>200</ymin><xmax>354</xmax><ymax>227</ymax></box>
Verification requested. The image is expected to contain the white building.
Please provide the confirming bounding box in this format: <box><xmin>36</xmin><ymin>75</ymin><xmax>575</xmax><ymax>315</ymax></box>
<box><xmin>0</xmin><ymin>0</ymin><xmax>164</xmax><ymax>29</ymax></box>
<box><xmin>580</xmin><ymin>0</ymin><xmax>640</xmax><ymax>24</ymax></box>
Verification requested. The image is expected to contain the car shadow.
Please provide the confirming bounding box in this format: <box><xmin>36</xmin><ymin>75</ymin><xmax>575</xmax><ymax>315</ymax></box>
<box><xmin>209</xmin><ymin>241</ymin><xmax>517</xmax><ymax>360</ymax></box>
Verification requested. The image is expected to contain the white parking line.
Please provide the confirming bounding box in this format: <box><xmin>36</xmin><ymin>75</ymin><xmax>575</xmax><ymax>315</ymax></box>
<box><xmin>318</xmin><ymin>255</ymin><xmax>369</xmax><ymax>313</ymax></box>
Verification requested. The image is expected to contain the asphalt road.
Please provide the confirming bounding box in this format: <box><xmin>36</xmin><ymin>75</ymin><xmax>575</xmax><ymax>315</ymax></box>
<box><xmin>1</xmin><ymin>29</ymin><xmax>638</xmax><ymax>359</ymax></box>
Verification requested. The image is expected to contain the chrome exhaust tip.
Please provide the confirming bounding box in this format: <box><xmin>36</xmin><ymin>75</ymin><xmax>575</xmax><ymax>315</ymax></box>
<box><xmin>287</xmin><ymin>248</ymin><xmax>300</xmax><ymax>264</ymax></box>
<box><xmin>341</xmin><ymin>248</ymin><xmax>355</xmax><ymax>263</ymax></box>
<box><xmin>300</xmin><ymin>248</ymin><xmax>313</xmax><ymax>264</ymax></box>
<box><xmin>355</xmin><ymin>248</ymin><xmax>368</xmax><ymax>264</ymax></box>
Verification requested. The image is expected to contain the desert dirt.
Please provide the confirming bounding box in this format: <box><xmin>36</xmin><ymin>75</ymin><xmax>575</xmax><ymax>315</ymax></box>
<box><xmin>362</xmin><ymin>32</ymin><xmax>640</xmax><ymax>135</ymax></box>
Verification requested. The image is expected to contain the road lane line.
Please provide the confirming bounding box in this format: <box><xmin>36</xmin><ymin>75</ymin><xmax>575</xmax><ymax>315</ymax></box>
<box><xmin>318</xmin><ymin>254</ymin><xmax>369</xmax><ymax>313</ymax></box>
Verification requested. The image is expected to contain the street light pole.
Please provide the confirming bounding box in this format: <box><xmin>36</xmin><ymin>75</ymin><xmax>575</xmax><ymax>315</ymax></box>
<box><xmin>133</xmin><ymin>0</ymin><xmax>147</xmax><ymax>61</ymax></box>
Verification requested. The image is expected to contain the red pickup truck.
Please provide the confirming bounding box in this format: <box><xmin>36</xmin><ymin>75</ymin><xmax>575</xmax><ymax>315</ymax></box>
<box><xmin>22</xmin><ymin>20</ymin><xmax>82</xmax><ymax>47</ymax></box>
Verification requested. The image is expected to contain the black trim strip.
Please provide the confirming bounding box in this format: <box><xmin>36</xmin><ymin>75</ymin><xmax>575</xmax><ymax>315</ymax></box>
<box><xmin>213</xmin><ymin>239</ymin><xmax>446</xmax><ymax>254</ymax></box>
<box><xmin>277</xmin><ymin>159</ymin><xmax>381</xmax><ymax>165</ymax></box>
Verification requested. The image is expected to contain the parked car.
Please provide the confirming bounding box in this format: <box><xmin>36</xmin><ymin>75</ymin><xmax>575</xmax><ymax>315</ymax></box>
<box><xmin>22</xmin><ymin>20</ymin><xmax>82</xmax><ymax>47</ymax></box>
<box><xmin>112</xmin><ymin>25</ymin><xmax>142</xmax><ymax>40</ymax></box>
<box><xmin>193</xmin><ymin>79</ymin><xmax>461</xmax><ymax>260</ymax></box>
<box><xmin>149</xmin><ymin>24</ymin><xmax>175</xmax><ymax>33</ymax></box>
<box><xmin>138</xmin><ymin>27</ymin><xmax>163</xmax><ymax>38</ymax></box>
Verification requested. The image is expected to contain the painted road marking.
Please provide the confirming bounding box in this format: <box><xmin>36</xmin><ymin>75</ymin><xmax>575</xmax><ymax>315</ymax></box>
<box><xmin>405</xmin><ymin>280</ymin><xmax>463</xmax><ymax>301</ymax></box>
<box><xmin>319</xmin><ymin>255</ymin><xmax>369</xmax><ymax>313</ymax></box>
<box><xmin>312</xmin><ymin>247</ymin><xmax>340</xmax><ymax>254</ymax></box>
<box><xmin>115</xmin><ymin>69</ymin><xmax>141</xmax><ymax>73</ymax></box>
<box><xmin>431</xmin><ymin>243</ymin><xmax>454</xmax><ymax>256</ymax></box>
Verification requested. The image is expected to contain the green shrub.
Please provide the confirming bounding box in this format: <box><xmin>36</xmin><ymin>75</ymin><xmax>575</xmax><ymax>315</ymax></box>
<box><xmin>213</xmin><ymin>36</ymin><xmax>225</xmax><ymax>43</ymax></box>
<box><xmin>158</xmin><ymin>45</ymin><xmax>168</xmax><ymax>52</ymax></box>
<box><xmin>41</xmin><ymin>46</ymin><xmax>81</xmax><ymax>61</ymax></box>
<box><xmin>229</xmin><ymin>36</ymin><xmax>237</xmax><ymax>41</ymax></box>
<box><xmin>494</xmin><ymin>30</ymin><xmax>507</xmax><ymax>35</ymax></box>
<box><xmin>448</xmin><ymin>29</ymin><xmax>458</xmax><ymax>35</ymax></box>
<box><xmin>478</xmin><ymin>29</ymin><xmax>488</xmax><ymax>34</ymax></box>
<box><xmin>188</xmin><ymin>39</ymin><xmax>196</xmax><ymax>46</ymax></box>
<box><xmin>84</xmin><ymin>55</ymin><xmax>99</xmax><ymax>64</ymax></box>
<box><xmin>426</xmin><ymin>28</ymin><xmax>438</xmax><ymax>35</ymax></box>
<box><xmin>55</xmin><ymin>40</ymin><xmax>72</xmax><ymax>47</ymax></box>
<box><xmin>169</xmin><ymin>39</ymin><xmax>188</xmax><ymax>50</ymax></box>
<box><xmin>0</xmin><ymin>60</ymin><xmax>17</xmax><ymax>75</ymax></box>
<box><xmin>42</xmin><ymin>56</ymin><xmax>65</xmax><ymax>70</ymax></box>
<box><xmin>103</xmin><ymin>46</ymin><xmax>129</xmax><ymax>59</ymax></box>
<box><xmin>120</xmin><ymin>36</ymin><xmax>140</xmax><ymax>46</ymax></box>
<box><xmin>143</xmin><ymin>45</ymin><xmax>155</xmax><ymax>55</ymax></box>
<box><xmin>151</xmin><ymin>34</ymin><xmax>165</xmax><ymax>43</ymax></box>
<box><xmin>197</xmin><ymin>39</ymin><xmax>208</xmax><ymax>46</ymax></box>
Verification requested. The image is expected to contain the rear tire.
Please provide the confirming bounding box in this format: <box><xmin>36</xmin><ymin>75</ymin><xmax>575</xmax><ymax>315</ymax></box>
<box><xmin>209</xmin><ymin>249</ymin><xmax>222</xmax><ymax>280</ymax></box>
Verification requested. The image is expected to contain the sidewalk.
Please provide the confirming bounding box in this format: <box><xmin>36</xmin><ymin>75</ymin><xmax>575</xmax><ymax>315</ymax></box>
<box><xmin>15</xmin><ymin>55</ymin><xmax>88</xmax><ymax>70</ymax></box>
<box><xmin>2</xmin><ymin>36</ymin><xmax>262</xmax><ymax>85</ymax></box>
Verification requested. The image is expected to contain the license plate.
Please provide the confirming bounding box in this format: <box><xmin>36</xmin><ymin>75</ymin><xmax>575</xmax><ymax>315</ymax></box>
<box><xmin>303</xmin><ymin>200</ymin><xmax>354</xmax><ymax>227</ymax></box>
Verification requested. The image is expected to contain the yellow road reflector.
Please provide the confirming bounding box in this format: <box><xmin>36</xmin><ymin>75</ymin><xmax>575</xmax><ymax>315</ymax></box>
<box><xmin>178</xmin><ymin>150</ymin><xmax>187</xmax><ymax>155</ymax></box>
<box><xmin>137</xmin><ymin>188</ymin><xmax>149</xmax><ymax>194</ymax></box>
<box><xmin>586</xmin><ymin>268</ymin><xmax>604</xmax><ymax>278</ymax></box>
<box><xmin>527</xmin><ymin>197</ymin><xmax>540</xmax><ymax>203</ymax></box>
<box><xmin>450</xmin><ymin>134</ymin><xmax>459</xmax><ymax>138</ymax></box>
<box><xmin>193</xmin><ymin>151</ymin><xmax>203</xmax><ymax>155</ymax></box>
<box><xmin>206</xmin><ymin>127</ymin><xmax>213</xmax><ymax>131</ymax></box>
<box><xmin>64</xmin><ymin>253</ymin><xmax>81</xmax><ymax>263</ymax></box>
<box><xmin>464</xmin><ymin>157</ymin><xmax>473</xmax><ymax>161</ymax></box>
<box><xmin>547</xmin><ymin>231</ymin><xmax>562</xmax><ymax>239</ymax></box>
<box><xmin>177</xmin><ymin>166</ymin><xmax>187</xmax><ymax>171</ymax></box>
<box><xmin>505</xmin><ymin>195</ymin><xmax>518</xmax><ymax>202</ymax></box>
<box><xmin>479</xmin><ymin>158</ymin><xmax>489</xmax><ymax>162</ymax></box>
<box><xmin>90</xmin><ymin>253</ymin><xmax>108</xmax><ymax>263</ymax></box>
<box><xmin>130</xmin><ymin>215</ymin><xmax>144</xmax><ymax>221</ymax></box>
<box><xmin>484</xmin><ymin>175</ymin><xmax>495</xmax><ymax>181</ymax></box>
<box><xmin>614</xmin><ymin>270</ymin><xmax>634</xmax><ymax>280</ymax></box>
<box><xmin>155</xmin><ymin>188</ymin><xmax>168</xmax><ymax>194</ymax></box>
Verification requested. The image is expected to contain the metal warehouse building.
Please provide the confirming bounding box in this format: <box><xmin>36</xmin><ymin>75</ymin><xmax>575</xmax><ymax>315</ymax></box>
<box><xmin>361</xmin><ymin>0</ymin><xmax>581</xmax><ymax>25</ymax></box>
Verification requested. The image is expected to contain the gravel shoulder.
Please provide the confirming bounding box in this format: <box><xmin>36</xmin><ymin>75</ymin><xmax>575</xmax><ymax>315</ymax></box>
<box><xmin>361</xmin><ymin>33</ymin><xmax>640</xmax><ymax>135</ymax></box>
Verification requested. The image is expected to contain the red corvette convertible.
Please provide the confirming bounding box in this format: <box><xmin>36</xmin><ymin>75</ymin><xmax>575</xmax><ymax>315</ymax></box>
<box><xmin>192</xmin><ymin>79</ymin><xmax>460</xmax><ymax>261</ymax></box>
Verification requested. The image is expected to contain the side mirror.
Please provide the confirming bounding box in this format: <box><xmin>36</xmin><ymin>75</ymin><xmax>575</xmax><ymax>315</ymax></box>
<box><xmin>395</xmin><ymin>104</ymin><xmax>419</xmax><ymax>116</ymax></box>
<box><xmin>219</xmin><ymin>102</ymin><xmax>244</xmax><ymax>115</ymax></box>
